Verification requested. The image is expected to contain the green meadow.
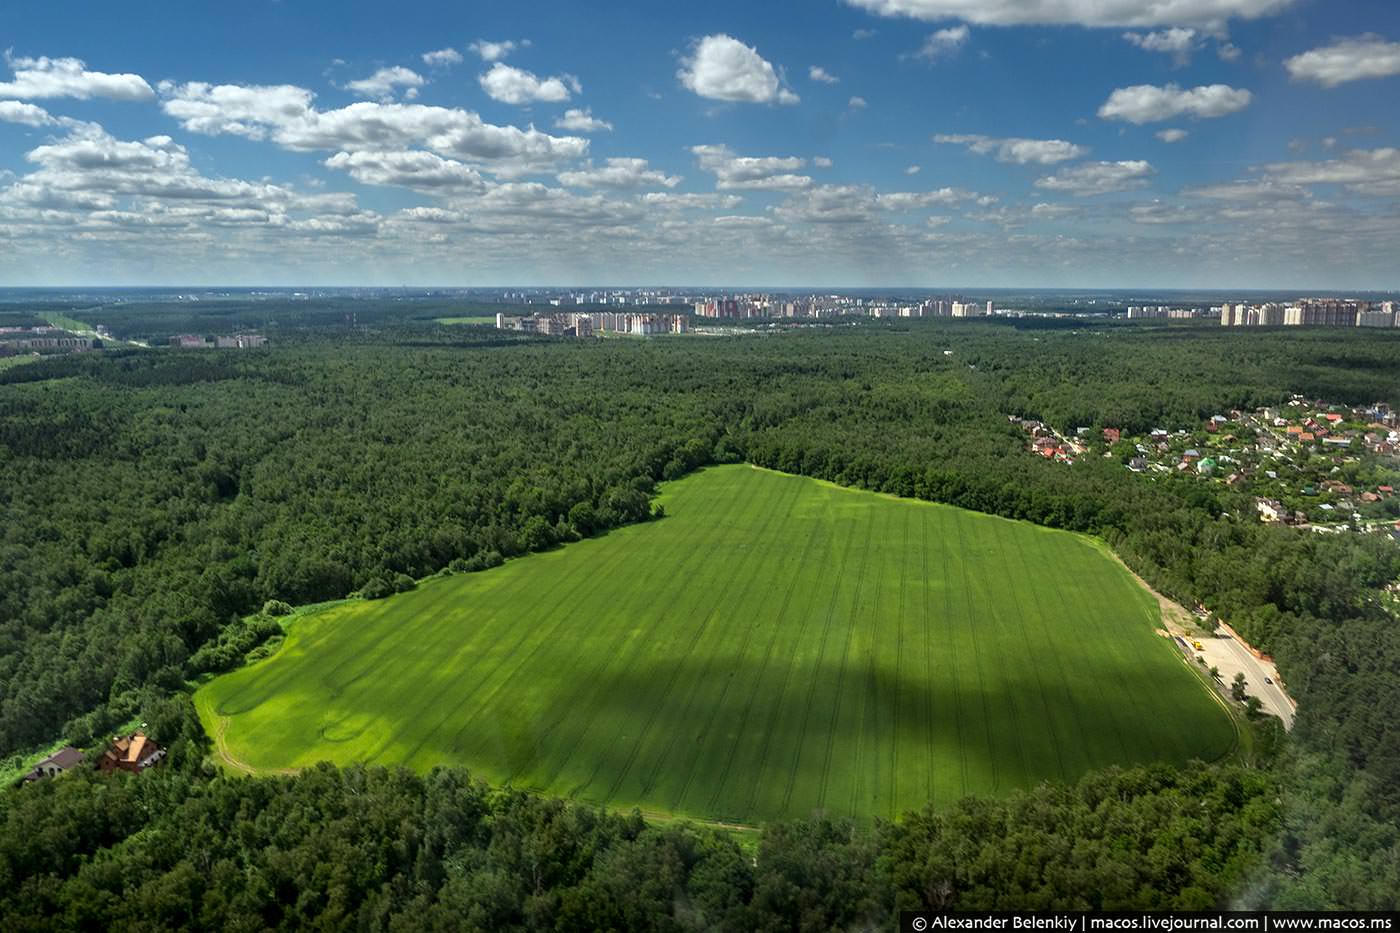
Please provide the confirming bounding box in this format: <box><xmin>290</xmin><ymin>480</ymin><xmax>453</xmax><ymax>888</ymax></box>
<box><xmin>435</xmin><ymin>316</ymin><xmax>498</xmax><ymax>326</ymax></box>
<box><xmin>197</xmin><ymin>465</ymin><xmax>1235</xmax><ymax>824</ymax></box>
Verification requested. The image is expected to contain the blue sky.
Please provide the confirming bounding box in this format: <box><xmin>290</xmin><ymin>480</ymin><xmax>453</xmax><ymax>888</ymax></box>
<box><xmin>1</xmin><ymin>0</ymin><xmax>1398</xmax><ymax>287</ymax></box>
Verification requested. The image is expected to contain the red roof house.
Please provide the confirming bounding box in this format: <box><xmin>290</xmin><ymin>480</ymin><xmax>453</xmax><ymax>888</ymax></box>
<box><xmin>98</xmin><ymin>732</ymin><xmax>165</xmax><ymax>775</ymax></box>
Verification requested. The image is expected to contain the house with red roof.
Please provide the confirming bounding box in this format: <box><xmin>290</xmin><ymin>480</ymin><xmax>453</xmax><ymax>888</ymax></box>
<box><xmin>98</xmin><ymin>732</ymin><xmax>165</xmax><ymax>775</ymax></box>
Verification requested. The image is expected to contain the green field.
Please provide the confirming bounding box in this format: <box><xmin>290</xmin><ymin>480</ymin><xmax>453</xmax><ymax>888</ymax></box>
<box><xmin>435</xmin><ymin>315</ymin><xmax>497</xmax><ymax>326</ymax></box>
<box><xmin>197</xmin><ymin>465</ymin><xmax>1235</xmax><ymax>824</ymax></box>
<box><xmin>40</xmin><ymin>311</ymin><xmax>95</xmax><ymax>333</ymax></box>
<box><xmin>0</xmin><ymin>353</ymin><xmax>40</xmax><ymax>372</ymax></box>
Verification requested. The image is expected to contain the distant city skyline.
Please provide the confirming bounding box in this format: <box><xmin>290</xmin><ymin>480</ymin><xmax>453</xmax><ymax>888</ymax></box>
<box><xmin>1</xmin><ymin>1</ymin><xmax>1399</xmax><ymax>288</ymax></box>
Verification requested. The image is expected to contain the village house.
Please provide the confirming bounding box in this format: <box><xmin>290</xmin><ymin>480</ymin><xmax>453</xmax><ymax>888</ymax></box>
<box><xmin>98</xmin><ymin>732</ymin><xmax>165</xmax><ymax>775</ymax></box>
<box><xmin>21</xmin><ymin>746</ymin><xmax>85</xmax><ymax>783</ymax></box>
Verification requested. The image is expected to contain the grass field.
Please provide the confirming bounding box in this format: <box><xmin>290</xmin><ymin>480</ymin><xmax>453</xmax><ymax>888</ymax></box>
<box><xmin>40</xmin><ymin>311</ymin><xmax>95</xmax><ymax>333</ymax></box>
<box><xmin>0</xmin><ymin>353</ymin><xmax>40</xmax><ymax>372</ymax></box>
<box><xmin>197</xmin><ymin>465</ymin><xmax>1236</xmax><ymax>824</ymax></box>
<box><xmin>435</xmin><ymin>316</ymin><xmax>497</xmax><ymax>326</ymax></box>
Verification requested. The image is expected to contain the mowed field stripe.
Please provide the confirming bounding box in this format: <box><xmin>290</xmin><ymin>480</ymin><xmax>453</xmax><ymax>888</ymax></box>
<box><xmin>546</xmin><ymin>470</ymin><xmax>791</xmax><ymax>803</ymax></box>
<box><xmin>347</xmin><ymin>472</ymin><xmax>722</xmax><ymax>772</ymax></box>
<box><xmin>626</xmin><ymin>475</ymin><xmax>809</xmax><ymax>804</ymax></box>
<box><xmin>967</xmin><ymin>517</ymin><xmax>1039</xmax><ymax>788</ymax></box>
<box><xmin>443</xmin><ymin>485</ymin><xmax>711</xmax><ymax>765</ymax></box>
<box><xmin>493</xmin><ymin>470</ymin><xmax>756</xmax><ymax>793</ymax></box>
<box><xmin>932</xmin><ymin>505</ymin><xmax>967</xmax><ymax>806</ymax></box>
<box><xmin>791</xmin><ymin>501</ymin><xmax>874</xmax><ymax>816</ymax></box>
<box><xmin>818</xmin><ymin>500</ymin><xmax>880</xmax><ymax>815</ymax></box>
<box><xmin>594</xmin><ymin>473</ymin><xmax>806</xmax><ymax>808</ymax></box>
<box><xmin>290</xmin><ymin>539</ymin><xmax>556</xmax><ymax>710</ymax></box>
<box><xmin>373</xmin><ymin>519</ymin><xmax>660</xmax><ymax>770</ymax></box>
<box><xmin>673</xmin><ymin>482</ymin><xmax>831</xmax><ymax>814</ymax></box>
<box><xmin>987</xmin><ymin>518</ymin><xmax>1068</xmax><ymax>783</ymax></box>
<box><xmin>746</xmin><ymin>483</ymin><xmax>855</xmax><ymax>820</ymax></box>
<box><xmin>1001</xmin><ymin>524</ymin><xmax>1096</xmax><ymax>778</ymax></box>
<box><xmin>918</xmin><ymin>505</ymin><xmax>939</xmax><ymax>808</ymax></box>
<box><xmin>688</xmin><ymin>501</ymin><xmax>828</xmax><ymax>812</ymax></box>
<box><xmin>949</xmin><ymin>511</ymin><xmax>1000</xmax><ymax>793</ymax></box>
<box><xmin>851</xmin><ymin>500</ymin><xmax>900</xmax><ymax>819</ymax></box>
<box><xmin>1038</xmin><ymin>545</ymin><xmax>1133</xmax><ymax>765</ymax></box>
<box><xmin>1051</xmin><ymin>543</ymin><xmax>1155</xmax><ymax>762</ymax></box>
<box><xmin>887</xmin><ymin>505</ymin><xmax>911</xmax><ymax>819</ymax></box>
<box><xmin>726</xmin><ymin>484</ymin><xmax>842</xmax><ymax>822</ymax></box>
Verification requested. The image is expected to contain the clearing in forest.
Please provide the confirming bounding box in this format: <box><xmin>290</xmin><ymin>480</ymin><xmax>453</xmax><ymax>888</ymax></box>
<box><xmin>434</xmin><ymin>316</ymin><xmax>498</xmax><ymax>325</ymax></box>
<box><xmin>196</xmin><ymin>465</ymin><xmax>1236</xmax><ymax>824</ymax></box>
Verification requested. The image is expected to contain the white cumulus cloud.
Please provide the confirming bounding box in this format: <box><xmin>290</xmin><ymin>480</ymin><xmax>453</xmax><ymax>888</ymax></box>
<box><xmin>324</xmin><ymin>150</ymin><xmax>485</xmax><ymax>192</ymax></box>
<box><xmin>934</xmin><ymin>133</ymin><xmax>1087</xmax><ymax>164</ymax></box>
<box><xmin>1123</xmin><ymin>28</ymin><xmax>1200</xmax><ymax>63</ymax></box>
<box><xmin>1034</xmin><ymin>160</ymin><xmax>1156</xmax><ymax>195</ymax></box>
<box><xmin>640</xmin><ymin>192</ymin><xmax>742</xmax><ymax>210</ymax></box>
<box><xmin>1156</xmin><ymin>128</ymin><xmax>1190</xmax><ymax>142</ymax></box>
<box><xmin>678</xmin><ymin>35</ymin><xmax>799</xmax><ymax>105</ymax></box>
<box><xmin>876</xmin><ymin>187</ymin><xmax>983</xmax><ymax>209</ymax></box>
<box><xmin>422</xmin><ymin>48</ymin><xmax>464</xmax><ymax>68</ymax></box>
<box><xmin>158</xmin><ymin>81</ymin><xmax>316</xmax><ymax>139</ymax></box>
<box><xmin>1284</xmin><ymin>35</ymin><xmax>1400</xmax><ymax>88</ymax></box>
<box><xmin>159</xmin><ymin>82</ymin><xmax>588</xmax><ymax>175</ymax></box>
<box><xmin>468</xmin><ymin>40</ymin><xmax>528</xmax><ymax>62</ymax></box>
<box><xmin>1098</xmin><ymin>83</ymin><xmax>1252</xmax><ymax>123</ymax></box>
<box><xmin>0</xmin><ymin>54</ymin><xmax>153</xmax><ymax>101</ymax></box>
<box><xmin>1263</xmin><ymin>147</ymin><xmax>1400</xmax><ymax>196</ymax></box>
<box><xmin>553</xmin><ymin>108</ymin><xmax>613</xmax><ymax>132</ymax></box>
<box><xmin>842</xmin><ymin>0</ymin><xmax>1296</xmax><ymax>31</ymax></box>
<box><xmin>0</xmin><ymin>100</ymin><xmax>57</xmax><ymax>126</ymax></box>
<box><xmin>479</xmin><ymin>63</ymin><xmax>578</xmax><ymax>105</ymax></box>
<box><xmin>809</xmin><ymin>65</ymin><xmax>840</xmax><ymax>84</ymax></box>
<box><xmin>691</xmin><ymin>144</ymin><xmax>810</xmax><ymax>189</ymax></box>
<box><xmin>344</xmin><ymin>67</ymin><xmax>425</xmax><ymax>101</ymax></box>
<box><xmin>557</xmin><ymin>158</ymin><xmax>681</xmax><ymax>189</ymax></box>
<box><xmin>914</xmin><ymin>26</ymin><xmax>969</xmax><ymax>61</ymax></box>
<box><xmin>11</xmin><ymin>123</ymin><xmax>338</xmax><ymax>215</ymax></box>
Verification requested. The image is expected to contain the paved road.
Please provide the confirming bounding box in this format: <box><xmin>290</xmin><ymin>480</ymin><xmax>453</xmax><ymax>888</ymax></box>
<box><xmin>1195</xmin><ymin>636</ymin><xmax>1295</xmax><ymax>730</ymax></box>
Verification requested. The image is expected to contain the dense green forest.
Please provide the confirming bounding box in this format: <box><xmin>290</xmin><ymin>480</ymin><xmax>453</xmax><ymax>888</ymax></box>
<box><xmin>2</xmin><ymin>316</ymin><xmax>1398</xmax><ymax>921</ymax></box>
<box><xmin>0</xmin><ymin>755</ymin><xmax>1278</xmax><ymax>929</ymax></box>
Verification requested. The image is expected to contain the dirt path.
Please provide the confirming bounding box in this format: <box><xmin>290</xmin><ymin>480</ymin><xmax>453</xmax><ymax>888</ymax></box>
<box><xmin>636</xmin><ymin>807</ymin><xmax>759</xmax><ymax>833</ymax></box>
<box><xmin>210</xmin><ymin>713</ymin><xmax>298</xmax><ymax>777</ymax></box>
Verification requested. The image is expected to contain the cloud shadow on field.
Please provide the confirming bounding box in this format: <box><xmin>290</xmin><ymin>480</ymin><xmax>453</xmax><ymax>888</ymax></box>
<box><xmin>213</xmin><ymin>634</ymin><xmax>1235</xmax><ymax>823</ymax></box>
